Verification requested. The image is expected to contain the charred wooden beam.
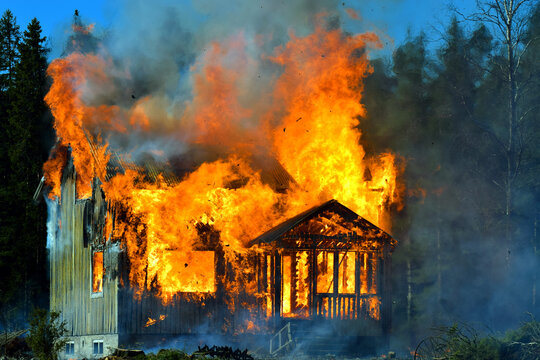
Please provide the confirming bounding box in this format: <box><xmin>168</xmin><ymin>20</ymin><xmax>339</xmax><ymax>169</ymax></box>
<box><xmin>273</xmin><ymin>251</ymin><xmax>281</xmax><ymax>328</ymax></box>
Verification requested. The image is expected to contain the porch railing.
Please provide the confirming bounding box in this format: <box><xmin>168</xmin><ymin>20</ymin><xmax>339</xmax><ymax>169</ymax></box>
<box><xmin>314</xmin><ymin>293</ymin><xmax>380</xmax><ymax>320</ymax></box>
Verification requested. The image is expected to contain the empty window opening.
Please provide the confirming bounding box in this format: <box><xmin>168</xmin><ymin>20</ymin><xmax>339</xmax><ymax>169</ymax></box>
<box><xmin>282</xmin><ymin>255</ymin><xmax>292</xmax><ymax>315</ymax></box>
<box><xmin>317</xmin><ymin>251</ymin><xmax>334</xmax><ymax>293</ymax></box>
<box><xmin>338</xmin><ymin>252</ymin><xmax>356</xmax><ymax>294</ymax></box>
<box><xmin>92</xmin><ymin>252</ymin><xmax>104</xmax><ymax>293</ymax></box>
<box><xmin>281</xmin><ymin>252</ymin><xmax>310</xmax><ymax>318</ymax></box>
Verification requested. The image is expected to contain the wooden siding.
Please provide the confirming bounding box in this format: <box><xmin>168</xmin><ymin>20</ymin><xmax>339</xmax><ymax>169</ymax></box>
<box><xmin>117</xmin><ymin>290</ymin><xmax>222</xmax><ymax>336</ymax></box>
<box><xmin>49</xmin><ymin>166</ymin><xmax>118</xmax><ymax>336</ymax></box>
<box><xmin>49</xmin><ymin>163</ymin><xmax>392</xmax><ymax>339</ymax></box>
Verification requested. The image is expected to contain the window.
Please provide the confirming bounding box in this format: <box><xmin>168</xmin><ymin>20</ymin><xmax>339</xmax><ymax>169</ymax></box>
<box><xmin>92</xmin><ymin>252</ymin><xmax>103</xmax><ymax>293</ymax></box>
<box><xmin>93</xmin><ymin>340</ymin><xmax>103</xmax><ymax>355</ymax></box>
<box><xmin>65</xmin><ymin>342</ymin><xmax>74</xmax><ymax>355</ymax></box>
<box><xmin>338</xmin><ymin>252</ymin><xmax>356</xmax><ymax>294</ymax></box>
<box><xmin>317</xmin><ymin>251</ymin><xmax>334</xmax><ymax>293</ymax></box>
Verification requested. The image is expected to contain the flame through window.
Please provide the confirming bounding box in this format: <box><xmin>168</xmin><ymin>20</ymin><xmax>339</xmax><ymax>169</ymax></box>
<box><xmin>92</xmin><ymin>251</ymin><xmax>103</xmax><ymax>293</ymax></box>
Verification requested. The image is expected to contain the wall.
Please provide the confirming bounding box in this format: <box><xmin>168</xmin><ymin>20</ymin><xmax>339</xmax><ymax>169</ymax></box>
<box><xmin>59</xmin><ymin>334</ymin><xmax>118</xmax><ymax>360</ymax></box>
<box><xmin>49</xmin><ymin>163</ymin><xmax>118</xmax><ymax>338</ymax></box>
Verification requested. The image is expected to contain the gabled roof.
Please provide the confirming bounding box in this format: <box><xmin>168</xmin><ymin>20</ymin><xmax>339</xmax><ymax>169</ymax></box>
<box><xmin>249</xmin><ymin>199</ymin><xmax>395</xmax><ymax>247</ymax></box>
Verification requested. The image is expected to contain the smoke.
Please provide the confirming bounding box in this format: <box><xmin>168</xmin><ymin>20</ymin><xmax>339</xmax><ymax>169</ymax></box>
<box><xmin>45</xmin><ymin>197</ymin><xmax>59</xmax><ymax>249</ymax></box>
<box><xmin>360</xmin><ymin>28</ymin><xmax>540</xmax><ymax>344</ymax></box>
<box><xmin>68</xmin><ymin>0</ymin><xmax>345</xmax><ymax>167</ymax></box>
<box><xmin>46</xmin><ymin>1</ymin><xmax>401</xmax><ymax>356</ymax></box>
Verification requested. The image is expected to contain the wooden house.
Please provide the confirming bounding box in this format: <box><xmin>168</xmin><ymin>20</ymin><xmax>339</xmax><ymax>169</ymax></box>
<box><xmin>49</xmin><ymin>157</ymin><xmax>396</xmax><ymax>359</ymax></box>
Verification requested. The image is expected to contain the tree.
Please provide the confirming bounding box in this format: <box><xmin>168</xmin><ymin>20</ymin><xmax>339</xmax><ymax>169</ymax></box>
<box><xmin>27</xmin><ymin>309</ymin><xmax>67</xmax><ymax>360</ymax></box>
<box><xmin>0</xmin><ymin>17</ymin><xmax>50</xmax><ymax>323</ymax></box>
<box><xmin>63</xmin><ymin>10</ymin><xmax>98</xmax><ymax>55</ymax></box>
<box><xmin>0</xmin><ymin>10</ymin><xmax>20</xmax><ymax>92</ymax></box>
<box><xmin>468</xmin><ymin>0</ymin><xmax>540</xmax><ymax>267</ymax></box>
<box><xmin>0</xmin><ymin>9</ymin><xmax>21</xmax><ymax>324</ymax></box>
<box><xmin>0</xmin><ymin>9</ymin><xmax>20</xmax><ymax>194</ymax></box>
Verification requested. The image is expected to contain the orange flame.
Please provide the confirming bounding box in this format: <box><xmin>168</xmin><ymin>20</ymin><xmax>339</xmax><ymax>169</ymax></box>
<box><xmin>92</xmin><ymin>251</ymin><xmax>103</xmax><ymax>293</ymax></box>
<box><xmin>144</xmin><ymin>314</ymin><xmax>167</xmax><ymax>327</ymax></box>
<box><xmin>43</xmin><ymin>18</ymin><xmax>402</xmax><ymax>308</ymax></box>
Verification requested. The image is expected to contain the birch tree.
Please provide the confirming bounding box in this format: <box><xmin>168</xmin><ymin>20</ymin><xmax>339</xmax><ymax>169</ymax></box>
<box><xmin>467</xmin><ymin>0</ymin><xmax>539</xmax><ymax>267</ymax></box>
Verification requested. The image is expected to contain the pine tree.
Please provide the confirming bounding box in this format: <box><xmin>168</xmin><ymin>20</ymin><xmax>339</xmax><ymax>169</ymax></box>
<box><xmin>389</xmin><ymin>33</ymin><xmax>434</xmax><ymax>340</ymax></box>
<box><xmin>0</xmin><ymin>10</ymin><xmax>20</xmax><ymax>92</ymax></box>
<box><xmin>428</xmin><ymin>18</ymin><xmax>496</xmax><ymax>325</ymax></box>
<box><xmin>0</xmin><ymin>9</ymin><xmax>21</xmax><ymax>327</ymax></box>
<box><xmin>1</xmin><ymin>17</ymin><xmax>50</xmax><ymax>323</ymax></box>
<box><xmin>0</xmin><ymin>10</ymin><xmax>20</xmax><ymax>187</ymax></box>
<box><xmin>63</xmin><ymin>10</ymin><xmax>98</xmax><ymax>55</ymax></box>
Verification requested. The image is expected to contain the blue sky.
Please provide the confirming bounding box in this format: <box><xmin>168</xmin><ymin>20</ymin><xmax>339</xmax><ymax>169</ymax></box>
<box><xmin>2</xmin><ymin>0</ymin><xmax>477</xmax><ymax>59</ymax></box>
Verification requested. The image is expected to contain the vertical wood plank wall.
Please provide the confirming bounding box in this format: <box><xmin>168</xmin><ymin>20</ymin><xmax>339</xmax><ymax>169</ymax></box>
<box><xmin>49</xmin><ymin>170</ymin><xmax>118</xmax><ymax>336</ymax></box>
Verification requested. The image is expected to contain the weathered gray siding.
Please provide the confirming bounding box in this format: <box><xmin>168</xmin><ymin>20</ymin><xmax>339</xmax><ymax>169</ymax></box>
<box><xmin>49</xmin><ymin>166</ymin><xmax>118</xmax><ymax>336</ymax></box>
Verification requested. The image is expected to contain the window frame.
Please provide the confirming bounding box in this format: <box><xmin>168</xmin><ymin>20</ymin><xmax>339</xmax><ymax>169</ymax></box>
<box><xmin>92</xmin><ymin>340</ymin><xmax>104</xmax><ymax>355</ymax></box>
<box><xmin>91</xmin><ymin>251</ymin><xmax>104</xmax><ymax>298</ymax></box>
<box><xmin>65</xmin><ymin>341</ymin><xmax>75</xmax><ymax>355</ymax></box>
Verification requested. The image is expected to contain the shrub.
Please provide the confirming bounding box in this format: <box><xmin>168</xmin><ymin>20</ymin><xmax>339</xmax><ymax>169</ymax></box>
<box><xmin>27</xmin><ymin>309</ymin><xmax>68</xmax><ymax>360</ymax></box>
<box><xmin>146</xmin><ymin>349</ymin><xmax>191</xmax><ymax>360</ymax></box>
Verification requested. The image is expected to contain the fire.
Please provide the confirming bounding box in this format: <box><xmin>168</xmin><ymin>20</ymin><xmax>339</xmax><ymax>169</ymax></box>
<box><xmin>144</xmin><ymin>314</ymin><xmax>167</xmax><ymax>327</ymax></box>
<box><xmin>271</xmin><ymin>24</ymin><xmax>398</xmax><ymax>230</ymax></box>
<box><xmin>43</xmin><ymin>16</ymin><xmax>402</xmax><ymax>309</ymax></box>
<box><xmin>92</xmin><ymin>251</ymin><xmax>103</xmax><ymax>293</ymax></box>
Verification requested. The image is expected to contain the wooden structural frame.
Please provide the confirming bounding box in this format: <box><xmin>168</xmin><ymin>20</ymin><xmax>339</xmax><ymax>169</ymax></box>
<box><xmin>250</xmin><ymin>199</ymin><xmax>396</xmax><ymax>336</ymax></box>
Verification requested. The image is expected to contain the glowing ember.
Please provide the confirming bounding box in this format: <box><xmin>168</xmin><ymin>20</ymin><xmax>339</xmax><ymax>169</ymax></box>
<box><xmin>144</xmin><ymin>314</ymin><xmax>167</xmax><ymax>327</ymax></box>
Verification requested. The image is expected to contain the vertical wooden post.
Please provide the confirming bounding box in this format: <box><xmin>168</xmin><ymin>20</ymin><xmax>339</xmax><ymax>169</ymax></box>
<box><xmin>273</xmin><ymin>250</ymin><xmax>281</xmax><ymax>328</ymax></box>
<box><xmin>291</xmin><ymin>252</ymin><xmax>297</xmax><ymax>314</ymax></box>
<box><xmin>367</xmin><ymin>252</ymin><xmax>373</xmax><ymax>292</ymax></box>
<box><xmin>311</xmin><ymin>246</ymin><xmax>317</xmax><ymax>318</ymax></box>
<box><xmin>333</xmin><ymin>251</ymin><xmax>339</xmax><ymax>319</ymax></box>
<box><xmin>382</xmin><ymin>246</ymin><xmax>392</xmax><ymax>336</ymax></box>
<box><xmin>263</xmin><ymin>253</ymin><xmax>268</xmax><ymax>320</ymax></box>
<box><xmin>355</xmin><ymin>251</ymin><xmax>361</xmax><ymax>319</ymax></box>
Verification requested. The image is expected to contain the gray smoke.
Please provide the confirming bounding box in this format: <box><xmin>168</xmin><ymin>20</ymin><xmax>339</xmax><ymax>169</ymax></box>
<box><xmin>71</xmin><ymin>0</ymin><xmax>347</xmax><ymax>166</ymax></box>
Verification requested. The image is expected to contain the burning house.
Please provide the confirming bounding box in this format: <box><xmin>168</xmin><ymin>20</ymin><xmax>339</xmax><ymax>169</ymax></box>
<box><xmin>43</xmin><ymin>17</ymin><xmax>402</xmax><ymax>359</ymax></box>
<box><xmin>48</xmin><ymin>156</ymin><xmax>395</xmax><ymax>358</ymax></box>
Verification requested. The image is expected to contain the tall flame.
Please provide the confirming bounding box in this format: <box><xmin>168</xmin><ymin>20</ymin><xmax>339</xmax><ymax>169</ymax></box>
<box><xmin>43</xmin><ymin>18</ymin><xmax>402</xmax><ymax>303</ymax></box>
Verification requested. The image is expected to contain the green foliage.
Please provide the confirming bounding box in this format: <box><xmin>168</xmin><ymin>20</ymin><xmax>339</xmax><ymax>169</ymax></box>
<box><xmin>26</xmin><ymin>309</ymin><xmax>67</xmax><ymax>360</ymax></box>
<box><xmin>0</xmin><ymin>12</ymin><xmax>50</xmax><ymax>326</ymax></box>
<box><xmin>146</xmin><ymin>349</ymin><xmax>191</xmax><ymax>360</ymax></box>
<box><xmin>443</xmin><ymin>325</ymin><xmax>501</xmax><ymax>360</ymax></box>
<box><xmin>417</xmin><ymin>321</ymin><xmax>540</xmax><ymax>360</ymax></box>
<box><xmin>362</xmin><ymin>1</ymin><xmax>540</xmax><ymax>341</ymax></box>
<box><xmin>503</xmin><ymin>317</ymin><xmax>540</xmax><ymax>343</ymax></box>
<box><xmin>0</xmin><ymin>9</ymin><xmax>20</xmax><ymax>92</ymax></box>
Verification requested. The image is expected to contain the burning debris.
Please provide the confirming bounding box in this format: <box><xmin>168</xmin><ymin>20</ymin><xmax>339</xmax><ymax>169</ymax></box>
<box><xmin>193</xmin><ymin>345</ymin><xmax>253</xmax><ymax>360</ymax></box>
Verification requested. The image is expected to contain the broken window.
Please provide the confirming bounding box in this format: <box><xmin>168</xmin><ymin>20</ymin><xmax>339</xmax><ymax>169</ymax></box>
<box><xmin>92</xmin><ymin>252</ymin><xmax>104</xmax><ymax>293</ymax></box>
